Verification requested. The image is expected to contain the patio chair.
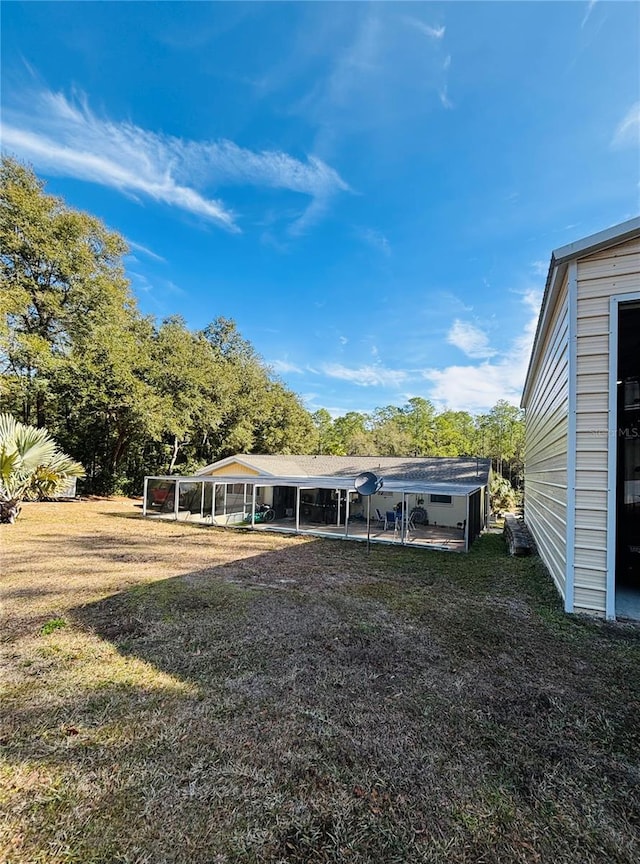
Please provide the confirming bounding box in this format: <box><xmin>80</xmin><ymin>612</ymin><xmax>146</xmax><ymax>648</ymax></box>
<box><xmin>385</xmin><ymin>510</ymin><xmax>400</xmax><ymax>531</ymax></box>
<box><xmin>375</xmin><ymin>508</ymin><xmax>386</xmax><ymax>528</ymax></box>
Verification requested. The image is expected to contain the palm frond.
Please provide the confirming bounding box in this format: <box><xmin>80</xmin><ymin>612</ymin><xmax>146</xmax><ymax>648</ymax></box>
<box><xmin>0</xmin><ymin>413</ymin><xmax>86</xmax><ymax>515</ymax></box>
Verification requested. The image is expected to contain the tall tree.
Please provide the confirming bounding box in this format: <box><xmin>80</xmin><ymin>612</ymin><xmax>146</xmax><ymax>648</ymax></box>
<box><xmin>0</xmin><ymin>157</ymin><xmax>130</xmax><ymax>428</ymax></box>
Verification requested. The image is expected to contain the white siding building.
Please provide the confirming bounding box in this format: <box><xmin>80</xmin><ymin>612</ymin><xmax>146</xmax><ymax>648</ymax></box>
<box><xmin>522</xmin><ymin>218</ymin><xmax>640</xmax><ymax>619</ymax></box>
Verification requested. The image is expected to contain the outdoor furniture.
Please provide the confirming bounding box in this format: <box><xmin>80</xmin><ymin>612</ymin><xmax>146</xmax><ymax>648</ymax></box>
<box><xmin>385</xmin><ymin>510</ymin><xmax>400</xmax><ymax>531</ymax></box>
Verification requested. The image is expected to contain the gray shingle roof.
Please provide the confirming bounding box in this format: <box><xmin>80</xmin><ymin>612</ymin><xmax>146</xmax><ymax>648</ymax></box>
<box><xmin>199</xmin><ymin>454</ymin><xmax>491</xmax><ymax>486</ymax></box>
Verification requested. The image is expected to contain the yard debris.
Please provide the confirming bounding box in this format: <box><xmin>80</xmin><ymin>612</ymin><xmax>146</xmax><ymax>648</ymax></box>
<box><xmin>503</xmin><ymin>513</ymin><xmax>532</xmax><ymax>556</ymax></box>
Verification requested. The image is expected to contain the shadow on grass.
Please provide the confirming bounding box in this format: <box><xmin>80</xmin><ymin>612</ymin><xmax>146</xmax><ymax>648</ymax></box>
<box><xmin>6</xmin><ymin>532</ymin><xmax>640</xmax><ymax>864</ymax></box>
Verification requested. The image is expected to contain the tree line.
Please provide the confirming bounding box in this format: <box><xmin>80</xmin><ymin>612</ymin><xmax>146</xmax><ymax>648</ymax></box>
<box><xmin>0</xmin><ymin>157</ymin><xmax>524</xmax><ymax>494</ymax></box>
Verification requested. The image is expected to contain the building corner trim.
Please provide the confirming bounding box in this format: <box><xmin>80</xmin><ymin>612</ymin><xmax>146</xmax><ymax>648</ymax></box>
<box><xmin>565</xmin><ymin>262</ymin><xmax>578</xmax><ymax>613</ymax></box>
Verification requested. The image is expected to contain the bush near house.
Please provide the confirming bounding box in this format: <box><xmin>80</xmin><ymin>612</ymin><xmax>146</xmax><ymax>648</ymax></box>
<box><xmin>490</xmin><ymin>473</ymin><xmax>516</xmax><ymax>515</ymax></box>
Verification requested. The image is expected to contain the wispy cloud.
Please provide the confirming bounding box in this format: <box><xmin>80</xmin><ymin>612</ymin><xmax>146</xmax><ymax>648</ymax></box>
<box><xmin>322</xmin><ymin>363</ymin><xmax>408</xmax><ymax>388</ymax></box>
<box><xmin>447</xmin><ymin>320</ymin><xmax>496</xmax><ymax>359</ymax></box>
<box><xmin>439</xmin><ymin>85</ymin><xmax>453</xmax><ymax>110</ymax></box>
<box><xmin>424</xmin><ymin>291</ymin><xmax>542</xmax><ymax>411</ymax></box>
<box><xmin>1</xmin><ymin>88</ymin><xmax>349</xmax><ymax>231</ymax></box>
<box><xmin>612</xmin><ymin>101</ymin><xmax>640</xmax><ymax>149</ymax></box>
<box><xmin>404</xmin><ymin>17</ymin><xmax>445</xmax><ymax>40</ymax></box>
<box><xmin>358</xmin><ymin>227</ymin><xmax>391</xmax><ymax>256</ymax></box>
<box><xmin>403</xmin><ymin>16</ymin><xmax>452</xmax><ymax>110</ymax></box>
<box><xmin>581</xmin><ymin>0</ymin><xmax>597</xmax><ymax>28</ymax></box>
<box><xmin>270</xmin><ymin>359</ymin><xmax>304</xmax><ymax>375</ymax></box>
<box><xmin>127</xmin><ymin>240</ymin><xmax>166</xmax><ymax>263</ymax></box>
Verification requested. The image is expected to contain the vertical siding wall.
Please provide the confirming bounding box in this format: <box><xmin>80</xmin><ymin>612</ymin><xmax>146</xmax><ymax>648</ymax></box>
<box><xmin>524</xmin><ymin>273</ymin><xmax>570</xmax><ymax>600</ymax></box>
<box><xmin>574</xmin><ymin>237</ymin><xmax>640</xmax><ymax>614</ymax></box>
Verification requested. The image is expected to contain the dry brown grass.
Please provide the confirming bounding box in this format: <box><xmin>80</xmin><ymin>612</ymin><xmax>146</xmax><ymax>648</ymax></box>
<box><xmin>2</xmin><ymin>498</ymin><xmax>640</xmax><ymax>864</ymax></box>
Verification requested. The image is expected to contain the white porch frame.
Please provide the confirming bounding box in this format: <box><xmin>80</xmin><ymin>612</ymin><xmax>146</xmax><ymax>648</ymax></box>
<box><xmin>142</xmin><ymin>474</ymin><xmax>487</xmax><ymax>552</ymax></box>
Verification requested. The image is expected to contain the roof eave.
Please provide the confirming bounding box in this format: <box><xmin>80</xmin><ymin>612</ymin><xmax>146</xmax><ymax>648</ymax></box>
<box><xmin>521</xmin><ymin>217</ymin><xmax>640</xmax><ymax>408</ymax></box>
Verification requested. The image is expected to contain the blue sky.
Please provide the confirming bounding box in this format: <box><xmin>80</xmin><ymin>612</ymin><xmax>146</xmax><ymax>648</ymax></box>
<box><xmin>2</xmin><ymin>1</ymin><xmax>638</xmax><ymax>416</ymax></box>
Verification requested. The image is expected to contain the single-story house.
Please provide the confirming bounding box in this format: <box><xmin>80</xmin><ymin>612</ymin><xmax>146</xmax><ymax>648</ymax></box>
<box><xmin>143</xmin><ymin>454</ymin><xmax>492</xmax><ymax>552</ymax></box>
<box><xmin>521</xmin><ymin>216</ymin><xmax>640</xmax><ymax>619</ymax></box>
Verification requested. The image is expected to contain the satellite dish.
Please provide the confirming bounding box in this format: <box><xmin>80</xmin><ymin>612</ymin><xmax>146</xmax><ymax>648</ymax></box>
<box><xmin>354</xmin><ymin>471</ymin><xmax>383</xmax><ymax>496</ymax></box>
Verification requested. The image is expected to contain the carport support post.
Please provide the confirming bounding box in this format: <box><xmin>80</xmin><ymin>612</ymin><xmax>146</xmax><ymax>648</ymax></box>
<box><xmin>251</xmin><ymin>485</ymin><xmax>257</xmax><ymax>528</ymax></box>
<box><xmin>344</xmin><ymin>491</ymin><xmax>350</xmax><ymax>538</ymax></box>
<box><xmin>200</xmin><ymin>482</ymin><xmax>205</xmax><ymax>519</ymax></box>
<box><xmin>296</xmin><ymin>487</ymin><xmax>301</xmax><ymax>532</ymax></box>
<box><xmin>465</xmin><ymin>493</ymin><xmax>470</xmax><ymax>551</ymax></box>
<box><xmin>142</xmin><ymin>477</ymin><xmax>148</xmax><ymax>517</ymax></box>
<box><xmin>401</xmin><ymin>491</ymin><xmax>407</xmax><ymax>544</ymax></box>
<box><xmin>174</xmin><ymin>480</ymin><xmax>180</xmax><ymax>521</ymax></box>
<box><xmin>336</xmin><ymin>489</ymin><xmax>341</xmax><ymax>526</ymax></box>
<box><xmin>211</xmin><ymin>483</ymin><xmax>216</xmax><ymax>523</ymax></box>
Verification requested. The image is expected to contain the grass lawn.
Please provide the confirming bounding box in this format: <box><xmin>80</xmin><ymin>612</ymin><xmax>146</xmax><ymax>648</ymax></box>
<box><xmin>2</xmin><ymin>499</ymin><xmax>640</xmax><ymax>864</ymax></box>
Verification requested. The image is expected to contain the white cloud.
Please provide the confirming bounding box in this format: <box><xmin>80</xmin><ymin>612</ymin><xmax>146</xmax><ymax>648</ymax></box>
<box><xmin>447</xmin><ymin>320</ymin><xmax>496</xmax><ymax>359</ymax></box>
<box><xmin>127</xmin><ymin>240</ymin><xmax>166</xmax><ymax>263</ymax></box>
<box><xmin>1</xmin><ymin>88</ymin><xmax>349</xmax><ymax>231</ymax></box>
<box><xmin>612</xmin><ymin>101</ymin><xmax>640</xmax><ymax>149</ymax></box>
<box><xmin>439</xmin><ymin>86</ymin><xmax>454</xmax><ymax>110</ymax></box>
<box><xmin>530</xmin><ymin>260</ymin><xmax>548</xmax><ymax>277</ymax></box>
<box><xmin>405</xmin><ymin>18</ymin><xmax>446</xmax><ymax>40</ymax></box>
<box><xmin>424</xmin><ymin>291</ymin><xmax>542</xmax><ymax>411</ymax></box>
<box><xmin>582</xmin><ymin>0</ymin><xmax>597</xmax><ymax>28</ymax></box>
<box><xmin>270</xmin><ymin>359</ymin><xmax>304</xmax><ymax>375</ymax></box>
<box><xmin>2</xmin><ymin>124</ymin><xmax>237</xmax><ymax>229</ymax></box>
<box><xmin>322</xmin><ymin>363</ymin><xmax>408</xmax><ymax>387</ymax></box>
<box><xmin>358</xmin><ymin>227</ymin><xmax>391</xmax><ymax>256</ymax></box>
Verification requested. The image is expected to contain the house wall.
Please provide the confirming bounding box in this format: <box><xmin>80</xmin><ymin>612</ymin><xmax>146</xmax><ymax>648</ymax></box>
<box><xmin>574</xmin><ymin>236</ymin><xmax>640</xmax><ymax>615</ymax></box>
<box><xmin>426</xmin><ymin>495</ymin><xmax>468</xmax><ymax>527</ymax></box>
<box><xmin>368</xmin><ymin>491</ymin><xmax>468</xmax><ymax>527</ymax></box>
<box><xmin>523</xmin><ymin>271</ymin><xmax>570</xmax><ymax>601</ymax></box>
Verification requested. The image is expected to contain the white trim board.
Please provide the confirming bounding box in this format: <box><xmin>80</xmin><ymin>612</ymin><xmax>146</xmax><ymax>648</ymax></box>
<box><xmin>565</xmin><ymin>262</ymin><xmax>578</xmax><ymax>613</ymax></box>
<box><xmin>607</xmin><ymin>291</ymin><xmax>640</xmax><ymax>620</ymax></box>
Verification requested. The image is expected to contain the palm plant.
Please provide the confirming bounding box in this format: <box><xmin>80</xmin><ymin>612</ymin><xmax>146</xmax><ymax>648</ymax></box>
<box><xmin>0</xmin><ymin>414</ymin><xmax>85</xmax><ymax>523</ymax></box>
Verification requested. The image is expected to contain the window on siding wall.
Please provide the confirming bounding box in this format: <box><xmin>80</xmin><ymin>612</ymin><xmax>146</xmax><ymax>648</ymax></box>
<box><xmin>429</xmin><ymin>494</ymin><xmax>452</xmax><ymax>505</ymax></box>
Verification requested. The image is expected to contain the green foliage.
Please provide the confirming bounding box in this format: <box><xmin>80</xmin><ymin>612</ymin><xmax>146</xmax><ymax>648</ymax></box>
<box><xmin>0</xmin><ymin>413</ymin><xmax>84</xmax><ymax>519</ymax></box>
<box><xmin>490</xmin><ymin>473</ymin><xmax>516</xmax><ymax>514</ymax></box>
<box><xmin>41</xmin><ymin>617</ymin><xmax>67</xmax><ymax>635</ymax></box>
<box><xmin>0</xmin><ymin>158</ymin><xmax>321</xmax><ymax>492</ymax></box>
